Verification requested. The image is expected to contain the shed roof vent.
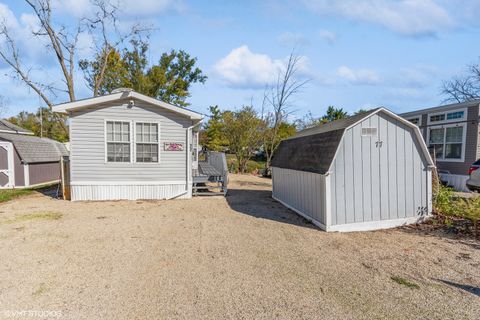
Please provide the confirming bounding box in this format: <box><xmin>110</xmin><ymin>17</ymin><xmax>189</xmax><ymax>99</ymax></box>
<box><xmin>361</xmin><ymin>127</ymin><xmax>377</xmax><ymax>136</ymax></box>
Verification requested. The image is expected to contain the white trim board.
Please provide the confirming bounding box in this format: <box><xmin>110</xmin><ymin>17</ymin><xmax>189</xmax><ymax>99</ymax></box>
<box><xmin>273</xmin><ymin>194</ymin><xmax>431</xmax><ymax>233</ymax></box>
<box><xmin>326</xmin><ymin>216</ymin><xmax>431</xmax><ymax>232</ymax></box>
<box><xmin>272</xmin><ymin>195</ymin><xmax>327</xmax><ymax>231</ymax></box>
<box><xmin>52</xmin><ymin>90</ymin><xmax>203</xmax><ymax>120</ymax></box>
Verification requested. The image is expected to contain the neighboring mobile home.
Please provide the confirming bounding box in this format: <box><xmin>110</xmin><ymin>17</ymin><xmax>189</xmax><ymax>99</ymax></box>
<box><xmin>400</xmin><ymin>100</ymin><xmax>480</xmax><ymax>191</ymax></box>
<box><xmin>271</xmin><ymin>108</ymin><xmax>434</xmax><ymax>232</ymax></box>
<box><xmin>0</xmin><ymin>119</ymin><xmax>68</xmax><ymax>188</ymax></box>
<box><xmin>52</xmin><ymin>89</ymin><xmax>203</xmax><ymax>201</ymax></box>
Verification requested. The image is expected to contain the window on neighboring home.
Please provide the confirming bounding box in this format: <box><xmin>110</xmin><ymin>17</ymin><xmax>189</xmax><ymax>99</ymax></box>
<box><xmin>106</xmin><ymin>121</ymin><xmax>131</xmax><ymax>162</ymax></box>
<box><xmin>135</xmin><ymin>122</ymin><xmax>159</xmax><ymax>162</ymax></box>
<box><xmin>428</xmin><ymin>108</ymin><xmax>467</xmax><ymax>124</ymax></box>
<box><xmin>408</xmin><ymin>117</ymin><xmax>420</xmax><ymax>125</ymax></box>
<box><xmin>446</xmin><ymin>111</ymin><xmax>464</xmax><ymax>120</ymax></box>
<box><xmin>428</xmin><ymin>124</ymin><xmax>465</xmax><ymax>161</ymax></box>
<box><xmin>429</xmin><ymin>114</ymin><xmax>445</xmax><ymax>123</ymax></box>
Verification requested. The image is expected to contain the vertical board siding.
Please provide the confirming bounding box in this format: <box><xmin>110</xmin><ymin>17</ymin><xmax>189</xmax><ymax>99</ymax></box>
<box><xmin>29</xmin><ymin>162</ymin><xmax>60</xmax><ymax>185</ymax></box>
<box><xmin>13</xmin><ymin>149</ymin><xmax>25</xmax><ymax>187</ymax></box>
<box><xmin>330</xmin><ymin>114</ymin><xmax>430</xmax><ymax>226</ymax></box>
<box><xmin>271</xmin><ymin>167</ymin><xmax>327</xmax><ymax>226</ymax></box>
<box><xmin>70</xmin><ymin>99</ymin><xmax>191</xmax><ymax>183</ymax></box>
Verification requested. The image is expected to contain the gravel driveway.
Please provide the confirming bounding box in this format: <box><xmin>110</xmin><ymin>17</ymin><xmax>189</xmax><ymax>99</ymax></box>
<box><xmin>0</xmin><ymin>174</ymin><xmax>479</xmax><ymax>320</ymax></box>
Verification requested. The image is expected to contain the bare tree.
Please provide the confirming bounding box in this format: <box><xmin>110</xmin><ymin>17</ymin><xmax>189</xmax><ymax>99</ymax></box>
<box><xmin>0</xmin><ymin>0</ymin><xmax>147</xmax><ymax>134</ymax></box>
<box><xmin>0</xmin><ymin>95</ymin><xmax>9</xmax><ymax>117</ymax></box>
<box><xmin>442</xmin><ymin>62</ymin><xmax>480</xmax><ymax>103</ymax></box>
<box><xmin>262</xmin><ymin>50</ymin><xmax>309</xmax><ymax>170</ymax></box>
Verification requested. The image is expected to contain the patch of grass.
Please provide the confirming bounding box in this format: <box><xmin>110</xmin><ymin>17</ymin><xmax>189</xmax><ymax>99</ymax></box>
<box><xmin>32</xmin><ymin>283</ymin><xmax>48</xmax><ymax>297</ymax></box>
<box><xmin>391</xmin><ymin>276</ymin><xmax>420</xmax><ymax>289</ymax></box>
<box><xmin>0</xmin><ymin>188</ymin><xmax>35</xmax><ymax>203</ymax></box>
<box><xmin>1</xmin><ymin>212</ymin><xmax>63</xmax><ymax>225</ymax></box>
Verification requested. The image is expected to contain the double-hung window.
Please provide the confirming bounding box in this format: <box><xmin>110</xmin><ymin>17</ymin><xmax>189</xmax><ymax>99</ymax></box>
<box><xmin>106</xmin><ymin>121</ymin><xmax>131</xmax><ymax>162</ymax></box>
<box><xmin>428</xmin><ymin>124</ymin><xmax>465</xmax><ymax>161</ymax></box>
<box><xmin>135</xmin><ymin>123</ymin><xmax>159</xmax><ymax>163</ymax></box>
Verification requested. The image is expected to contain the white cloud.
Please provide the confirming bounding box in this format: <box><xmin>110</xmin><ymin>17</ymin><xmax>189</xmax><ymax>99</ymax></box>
<box><xmin>214</xmin><ymin>45</ymin><xmax>307</xmax><ymax>88</ymax></box>
<box><xmin>121</xmin><ymin>0</ymin><xmax>186</xmax><ymax>17</ymax></box>
<box><xmin>0</xmin><ymin>3</ymin><xmax>19</xmax><ymax>29</ymax></box>
<box><xmin>277</xmin><ymin>32</ymin><xmax>310</xmax><ymax>47</ymax></box>
<box><xmin>318</xmin><ymin>29</ymin><xmax>337</xmax><ymax>45</ymax></box>
<box><xmin>337</xmin><ymin>66</ymin><xmax>380</xmax><ymax>85</ymax></box>
<box><xmin>53</xmin><ymin>0</ymin><xmax>185</xmax><ymax>18</ymax></box>
<box><xmin>52</xmin><ymin>0</ymin><xmax>93</xmax><ymax>17</ymax></box>
<box><xmin>303</xmin><ymin>0</ymin><xmax>453</xmax><ymax>36</ymax></box>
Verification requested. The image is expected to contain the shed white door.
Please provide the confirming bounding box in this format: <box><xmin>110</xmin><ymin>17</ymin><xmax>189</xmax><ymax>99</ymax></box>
<box><xmin>0</xmin><ymin>142</ymin><xmax>14</xmax><ymax>188</ymax></box>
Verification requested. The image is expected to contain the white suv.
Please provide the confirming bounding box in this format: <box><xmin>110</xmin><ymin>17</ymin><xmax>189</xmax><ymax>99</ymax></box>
<box><xmin>466</xmin><ymin>159</ymin><xmax>480</xmax><ymax>192</ymax></box>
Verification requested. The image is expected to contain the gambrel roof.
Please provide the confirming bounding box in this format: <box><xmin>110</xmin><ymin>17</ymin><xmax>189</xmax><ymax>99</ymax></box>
<box><xmin>0</xmin><ymin>132</ymin><xmax>68</xmax><ymax>163</ymax></box>
<box><xmin>0</xmin><ymin>119</ymin><xmax>33</xmax><ymax>135</ymax></box>
<box><xmin>272</xmin><ymin>108</ymin><xmax>434</xmax><ymax>175</ymax></box>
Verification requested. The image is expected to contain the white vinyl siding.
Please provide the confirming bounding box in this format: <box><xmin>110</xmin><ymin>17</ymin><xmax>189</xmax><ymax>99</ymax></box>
<box><xmin>69</xmin><ymin>99</ymin><xmax>192</xmax><ymax>183</ymax></box>
<box><xmin>272</xmin><ymin>167</ymin><xmax>328</xmax><ymax>227</ymax></box>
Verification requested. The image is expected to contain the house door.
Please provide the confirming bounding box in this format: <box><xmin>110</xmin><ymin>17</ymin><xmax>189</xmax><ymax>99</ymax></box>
<box><xmin>191</xmin><ymin>131</ymin><xmax>199</xmax><ymax>170</ymax></box>
<box><xmin>0</xmin><ymin>142</ymin><xmax>14</xmax><ymax>188</ymax></box>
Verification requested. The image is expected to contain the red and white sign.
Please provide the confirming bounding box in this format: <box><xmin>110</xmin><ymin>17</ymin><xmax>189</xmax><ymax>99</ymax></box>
<box><xmin>164</xmin><ymin>142</ymin><xmax>184</xmax><ymax>151</ymax></box>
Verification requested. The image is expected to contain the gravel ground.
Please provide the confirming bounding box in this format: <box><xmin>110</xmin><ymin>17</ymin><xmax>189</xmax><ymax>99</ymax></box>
<box><xmin>0</xmin><ymin>174</ymin><xmax>479</xmax><ymax>320</ymax></box>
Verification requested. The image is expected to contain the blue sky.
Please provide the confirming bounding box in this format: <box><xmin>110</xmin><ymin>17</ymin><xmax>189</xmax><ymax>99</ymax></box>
<box><xmin>1</xmin><ymin>0</ymin><xmax>480</xmax><ymax>119</ymax></box>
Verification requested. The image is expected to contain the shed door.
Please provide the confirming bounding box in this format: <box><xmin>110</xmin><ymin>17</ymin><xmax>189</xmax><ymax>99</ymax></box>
<box><xmin>375</xmin><ymin>115</ymin><xmax>429</xmax><ymax>220</ymax></box>
<box><xmin>0</xmin><ymin>142</ymin><xmax>14</xmax><ymax>188</ymax></box>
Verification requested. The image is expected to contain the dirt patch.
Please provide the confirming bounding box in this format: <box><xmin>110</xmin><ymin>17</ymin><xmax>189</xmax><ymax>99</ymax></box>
<box><xmin>0</xmin><ymin>174</ymin><xmax>478</xmax><ymax>320</ymax></box>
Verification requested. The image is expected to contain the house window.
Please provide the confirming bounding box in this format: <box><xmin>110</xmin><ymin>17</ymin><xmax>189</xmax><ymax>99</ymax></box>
<box><xmin>106</xmin><ymin>121</ymin><xmax>131</xmax><ymax>162</ymax></box>
<box><xmin>428</xmin><ymin>108</ymin><xmax>467</xmax><ymax>125</ymax></box>
<box><xmin>428</xmin><ymin>124</ymin><xmax>465</xmax><ymax>161</ymax></box>
<box><xmin>135</xmin><ymin>122</ymin><xmax>159</xmax><ymax>162</ymax></box>
<box><xmin>429</xmin><ymin>114</ymin><xmax>445</xmax><ymax>123</ymax></box>
<box><xmin>408</xmin><ymin>117</ymin><xmax>420</xmax><ymax>125</ymax></box>
<box><xmin>446</xmin><ymin>111</ymin><xmax>464</xmax><ymax>120</ymax></box>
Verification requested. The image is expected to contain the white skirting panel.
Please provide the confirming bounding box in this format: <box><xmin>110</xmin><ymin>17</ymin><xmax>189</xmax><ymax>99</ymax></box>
<box><xmin>71</xmin><ymin>183</ymin><xmax>191</xmax><ymax>201</ymax></box>
<box><xmin>439</xmin><ymin>173</ymin><xmax>469</xmax><ymax>192</ymax></box>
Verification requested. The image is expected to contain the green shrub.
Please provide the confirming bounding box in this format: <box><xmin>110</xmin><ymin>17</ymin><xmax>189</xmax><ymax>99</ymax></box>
<box><xmin>433</xmin><ymin>185</ymin><xmax>480</xmax><ymax>234</ymax></box>
<box><xmin>433</xmin><ymin>185</ymin><xmax>455</xmax><ymax>216</ymax></box>
<box><xmin>226</xmin><ymin>154</ymin><xmax>265</xmax><ymax>174</ymax></box>
<box><xmin>457</xmin><ymin>197</ymin><xmax>480</xmax><ymax>230</ymax></box>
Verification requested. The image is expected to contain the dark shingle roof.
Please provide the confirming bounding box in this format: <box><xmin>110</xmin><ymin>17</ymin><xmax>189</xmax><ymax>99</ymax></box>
<box><xmin>287</xmin><ymin>108</ymin><xmax>380</xmax><ymax>140</ymax></box>
<box><xmin>0</xmin><ymin>132</ymin><xmax>68</xmax><ymax>163</ymax></box>
<box><xmin>0</xmin><ymin>119</ymin><xmax>33</xmax><ymax>134</ymax></box>
<box><xmin>272</xmin><ymin>109</ymin><xmax>380</xmax><ymax>174</ymax></box>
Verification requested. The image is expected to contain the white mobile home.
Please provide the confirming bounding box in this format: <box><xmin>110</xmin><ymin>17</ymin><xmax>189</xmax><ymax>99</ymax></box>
<box><xmin>52</xmin><ymin>89</ymin><xmax>203</xmax><ymax>201</ymax></box>
<box><xmin>271</xmin><ymin>108</ymin><xmax>435</xmax><ymax>232</ymax></box>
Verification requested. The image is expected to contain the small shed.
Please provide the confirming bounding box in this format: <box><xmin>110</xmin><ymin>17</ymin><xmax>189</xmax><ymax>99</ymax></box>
<box><xmin>0</xmin><ymin>120</ymin><xmax>68</xmax><ymax>189</ymax></box>
<box><xmin>271</xmin><ymin>108</ymin><xmax>434</xmax><ymax>232</ymax></box>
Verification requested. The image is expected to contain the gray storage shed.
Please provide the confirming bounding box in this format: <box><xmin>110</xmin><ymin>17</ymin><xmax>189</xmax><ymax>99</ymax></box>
<box><xmin>271</xmin><ymin>108</ymin><xmax>435</xmax><ymax>232</ymax></box>
<box><xmin>0</xmin><ymin>120</ymin><xmax>68</xmax><ymax>189</ymax></box>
